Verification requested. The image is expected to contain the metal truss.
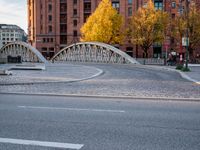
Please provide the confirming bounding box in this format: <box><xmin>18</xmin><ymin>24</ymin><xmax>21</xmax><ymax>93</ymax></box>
<box><xmin>0</xmin><ymin>42</ymin><xmax>48</xmax><ymax>64</ymax></box>
<box><xmin>51</xmin><ymin>42</ymin><xmax>139</xmax><ymax>64</ymax></box>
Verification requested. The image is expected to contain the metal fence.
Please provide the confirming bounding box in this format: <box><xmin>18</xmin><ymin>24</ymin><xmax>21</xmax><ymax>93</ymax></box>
<box><xmin>136</xmin><ymin>58</ymin><xmax>165</xmax><ymax>65</ymax></box>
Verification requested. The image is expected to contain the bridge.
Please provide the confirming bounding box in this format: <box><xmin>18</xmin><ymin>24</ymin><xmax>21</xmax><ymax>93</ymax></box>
<box><xmin>0</xmin><ymin>42</ymin><xmax>48</xmax><ymax>64</ymax></box>
<box><xmin>0</xmin><ymin>42</ymin><xmax>139</xmax><ymax>64</ymax></box>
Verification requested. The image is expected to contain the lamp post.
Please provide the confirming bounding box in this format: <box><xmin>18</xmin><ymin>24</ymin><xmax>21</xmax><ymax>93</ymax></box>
<box><xmin>185</xmin><ymin>0</ymin><xmax>190</xmax><ymax>70</ymax></box>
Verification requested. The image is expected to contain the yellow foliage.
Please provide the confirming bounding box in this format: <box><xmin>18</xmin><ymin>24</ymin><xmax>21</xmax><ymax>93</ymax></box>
<box><xmin>128</xmin><ymin>0</ymin><xmax>169</xmax><ymax>55</ymax></box>
<box><xmin>80</xmin><ymin>0</ymin><xmax>124</xmax><ymax>44</ymax></box>
<box><xmin>188</xmin><ymin>3</ymin><xmax>200</xmax><ymax>49</ymax></box>
<box><xmin>173</xmin><ymin>2</ymin><xmax>200</xmax><ymax>51</ymax></box>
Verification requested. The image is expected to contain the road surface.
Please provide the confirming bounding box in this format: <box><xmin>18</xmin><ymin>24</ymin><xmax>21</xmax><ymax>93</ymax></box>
<box><xmin>0</xmin><ymin>94</ymin><xmax>200</xmax><ymax>150</ymax></box>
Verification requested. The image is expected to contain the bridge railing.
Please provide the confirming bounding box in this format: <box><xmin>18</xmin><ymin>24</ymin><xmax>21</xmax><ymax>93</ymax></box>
<box><xmin>136</xmin><ymin>58</ymin><xmax>165</xmax><ymax>65</ymax></box>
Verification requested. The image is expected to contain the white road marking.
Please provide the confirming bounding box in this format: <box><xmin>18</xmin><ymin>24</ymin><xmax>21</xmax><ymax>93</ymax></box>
<box><xmin>0</xmin><ymin>137</ymin><xmax>84</xmax><ymax>149</ymax></box>
<box><xmin>18</xmin><ymin>106</ymin><xmax>125</xmax><ymax>113</ymax></box>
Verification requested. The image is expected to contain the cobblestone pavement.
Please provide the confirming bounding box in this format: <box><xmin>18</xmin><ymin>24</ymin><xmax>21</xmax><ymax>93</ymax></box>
<box><xmin>0</xmin><ymin>63</ymin><xmax>199</xmax><ymax>99</ymax></box>
<box><xmin>0</xmin><ymin>63</ymin><xmax>101</xmax><ymax>85</ymax></box>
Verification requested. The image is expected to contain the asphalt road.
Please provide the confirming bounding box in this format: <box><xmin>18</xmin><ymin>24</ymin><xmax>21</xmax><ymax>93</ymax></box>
<box><xmin>0</xmin><ymin>94</ymin><xmax>200</xmax><ymax>150</ymax></box>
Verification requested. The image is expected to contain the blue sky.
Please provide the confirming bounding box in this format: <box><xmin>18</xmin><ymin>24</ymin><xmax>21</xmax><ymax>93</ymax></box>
<box><xmin>0</xmin><ymin>0</ymin><xmax>27</xmax><ymax>32</ymax></box>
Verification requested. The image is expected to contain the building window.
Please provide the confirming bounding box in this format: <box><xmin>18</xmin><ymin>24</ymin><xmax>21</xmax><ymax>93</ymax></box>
<box><xmin>154</xmin><ymin>1</ymin><xmax>163</xmax><ymax>10</ymax></box>
<box><xmin>60</xmin><ymin>24</ymin><xmax>67</xmax><ymax>33</ymax></box>
<box><xmin>112</xmin><ymin>2</ymin><xmax>120</xmax><ymax>12</ymax></box>
<box><xmin>48</xmin><ymin>25</ymin><xmax>52</xmax><ymax>33</ymax></box>
<box><xmin>60</xmin><ymin>35</ymin><xmax>67</xmax><ymax>44</ymax></box>
<box><xmin>73</xmin><ymin>9</ymin><xmax>77</xmax><ymax>16</ymax></box>
<box><xmin>48</xmin><ymin>15</ymin><xmax>52</xmax><ymax>22</ymax></box>
<box><xmin>42</xmin><ymin>47</ymin><xmax>47</xmax><ymax>51</ymax></box>
<box><xmin>43</xmin><ymin>38</ymin><xmax>46</xmax><ymax>43</ymax></box>
<box><xmin>128</xmin><ymin>0</ymin><xmax>132</xmax><ymax>5</ymax></box>
<box><xmin>60</xmin><ymin>14</ymin><xmax>67</xmax><ymax>23</ymax></box>
<box><xmin>126</xmin><ymin>47</ymin><xmax>133</xmax><ymax>57</ymax></box>
<box><xmin>128</xmin><ymin>7</ymin><xmax>132</xmax><ymax>16</ymax></box>
<box><xmin>60</xmin><ymin>3</ymin><xmax>67</xmax><ymax>12</ymax></box>
<box><xmin>171</xmin><ymin>13</ymin><xmax>176</xmax><ymax>19</ymax></box>
<box><xmin>84</xmin><ymin>13</ymin><xmax>91</xmax><ymax>22</ymax></box>
<box><xmin>73</xmin><ymin>30</ymin><xmax>77</xmax><ymax>37</ymax></box>
<box><xmin>73</xmin><ymin>0</ymin><xmax>77</xmax><ymax>5</ymax></box>
<box><xmin>172</xmin><ymin>2</ymin><xmax>176</xmax><ymax>9</ymax></box>
<box><xmin>84</xmin><ymin>2</ymin><xmax>91</xmax><ymax>11</ymax></box>
<box><xmin>48</xmin><ymin>4</ymin><xmax>52</xmax><ymax>12</ymax></box>
<box><xmin>73</xmin><ymin>20</ymin><xmax>77</xmax><ymax>27</ymax></box>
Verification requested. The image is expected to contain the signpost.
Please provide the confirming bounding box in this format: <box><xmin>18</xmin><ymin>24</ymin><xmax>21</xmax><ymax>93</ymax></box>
<box><xmin>182</xmin><ymin>37</ymin><xmax>189</xmax><ymax>47</ymax></box>
<box><xmin>163</xmin><ymin>40</ymin><xmax>170</xmax><ymax>65</ymax></box>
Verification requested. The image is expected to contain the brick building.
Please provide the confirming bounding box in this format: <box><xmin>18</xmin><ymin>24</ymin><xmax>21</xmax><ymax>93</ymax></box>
<box><xmin>28</xmin><ymin>0</ymin><xmax>200</xmax><ymax>59</ymax></box>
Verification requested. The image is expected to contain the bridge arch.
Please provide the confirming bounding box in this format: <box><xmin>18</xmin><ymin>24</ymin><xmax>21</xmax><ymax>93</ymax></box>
<box><xmin>0</xmin><ymin>42</ymin><xmax>48</xmax><ymax>63</ymax></box>
<box><xmin>51</xmin><ymin>42</ymin><xmax>139</xmax><ymax>64</ymax></box>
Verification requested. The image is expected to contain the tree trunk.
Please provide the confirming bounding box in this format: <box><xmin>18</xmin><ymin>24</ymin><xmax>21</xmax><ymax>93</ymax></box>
<box><xmin>189</xmin><ymin>47</ymin><xmax>194</xmax><ymax>63</ymax></box>
<box><xmin>144</xmin><ymin>49</ymin><xmax>148</xmax><ymax>58</ymax></box>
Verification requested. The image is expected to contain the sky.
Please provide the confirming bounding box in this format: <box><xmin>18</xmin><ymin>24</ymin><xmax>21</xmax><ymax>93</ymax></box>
<box><xmin>0</xmin><ymin>0</ymin><xmax>27</xmax><ymax>33</ymax></box>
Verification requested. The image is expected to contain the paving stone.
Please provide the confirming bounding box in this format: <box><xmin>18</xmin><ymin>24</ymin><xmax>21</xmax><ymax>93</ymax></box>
<box><xmin>0</xmin><ymin>63</ymin><xmax>199</xmax><ymax>99</ymax></box>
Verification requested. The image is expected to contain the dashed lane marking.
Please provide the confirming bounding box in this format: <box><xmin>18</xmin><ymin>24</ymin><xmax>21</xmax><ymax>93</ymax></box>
<box><xmin>18</xmin><ymin>106</ymin><xmax>125</xmax><ymax>113</ymax></box>
<box><xmin>0</xmin><ymin>137</ymin><xmax>84</xmax><ymax>149</ymax></box>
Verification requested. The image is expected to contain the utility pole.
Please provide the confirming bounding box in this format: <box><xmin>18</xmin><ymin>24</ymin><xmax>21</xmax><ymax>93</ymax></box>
<box><xmin>185</xmin><ymin>0</ymin><xmax>190</xmax><ymax>70</ymax></box>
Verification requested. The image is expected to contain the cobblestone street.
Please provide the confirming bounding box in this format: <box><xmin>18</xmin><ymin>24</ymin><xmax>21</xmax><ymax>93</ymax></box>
<box><xmin>0</xmin><ymin>63</ymin><xmax>199</xmax><ymax>99</ymax></box>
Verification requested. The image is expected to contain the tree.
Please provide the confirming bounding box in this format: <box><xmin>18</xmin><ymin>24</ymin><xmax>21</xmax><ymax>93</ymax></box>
<box><xmin>188</xmin><ymin>3</ymin><xmax>200</xmax><ymax>57</ymax></box>
<box><xmin>80</xmin><ymin>0</ymin><xmax>124</xmax><ymax>44</ymax></box>
<box><xmin>128</xmin><ymin>0</ymin><xmax>169</xmax><ymax>58</ymax></box>
<box><xmin>172</xmin><ymin>2</ymin><xmax>200</xmax><ymax>59</ymax></box>
<box><xmin>171</xmin><ymin>14</ymin><xmax>186</xmax><ymax>56</ymax></box>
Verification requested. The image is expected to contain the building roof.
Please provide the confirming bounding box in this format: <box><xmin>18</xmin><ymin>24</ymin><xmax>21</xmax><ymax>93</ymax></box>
<box><xmin>0</xmin><ymin>24</ymin><xmax>24</xmax><ymax>31</ymax></box>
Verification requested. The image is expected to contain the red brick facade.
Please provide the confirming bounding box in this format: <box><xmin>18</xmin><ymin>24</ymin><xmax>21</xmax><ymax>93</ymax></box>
<box><xmin>28</xmin><ymin>0</ymin><xmax>200</xmax><ymax>60</ymax></box>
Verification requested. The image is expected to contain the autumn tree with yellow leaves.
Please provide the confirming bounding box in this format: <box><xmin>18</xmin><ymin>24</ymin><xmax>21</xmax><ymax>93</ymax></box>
<box><xmin>128</xmin><ymin>0</ymin><xmax>169</xmax><ymax>58</ymax></box>
<box><xmin>80</xmin><ymin>0</ymin><xmax>124</xmax><ymax>44</ymax></box>
<box><xmin>188</xmin><ymin>3</ymin><xmax>200</xmax><ymax>58</ymax></box>
<box><xmin>173</xmin><ymin>2</ymin><xmax>200</xmax><ymax>59</ymax></box>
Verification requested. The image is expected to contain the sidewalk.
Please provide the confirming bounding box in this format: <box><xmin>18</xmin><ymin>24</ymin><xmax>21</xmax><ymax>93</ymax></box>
<box><xmin>183</xmin><ymin>65</ymin><xmax>200</xmax><ymax>84</ymax></box>
<box><xmin>146</xmin><ymin>64</ymin><xmax>200</xmax><ymax>85</ymax></box>
<box><xmin>0</xmin><ymin>63</ymin><xmax>103</xmax><ymax>85</ymax></box>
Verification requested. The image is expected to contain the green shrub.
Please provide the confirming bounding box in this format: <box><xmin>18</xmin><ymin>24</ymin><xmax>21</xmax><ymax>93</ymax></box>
<box><xmin>176</xmin><ymin>64</ymin><xmax>183</xmax><ymax>70</ymax></box>
<box><xmin>181</xmin><ymin>67</ymin><xmax>191</xmax><ymax>72</ymax></box>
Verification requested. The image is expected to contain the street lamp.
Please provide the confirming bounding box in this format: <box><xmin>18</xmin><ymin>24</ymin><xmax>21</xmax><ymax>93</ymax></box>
<box><xmin>185</xmin><ymin>0</ymin><xmax>190</xmax><ymax>70</ymax></box>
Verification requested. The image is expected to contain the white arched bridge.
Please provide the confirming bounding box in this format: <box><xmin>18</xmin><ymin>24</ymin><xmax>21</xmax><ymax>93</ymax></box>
<box><xmin>0</xmin><ymin>42</ymin><xmax>139</xmax><ymax>64</ymax></box>
<box><xmin>51</xmin><ymin>42</ymin><xmax>139</xmax><ymax>64</ymax></box>
<box><xmin>0</xmin><ymin>42</ymin><xmax>48</xmax><ymax>63</ymax></box>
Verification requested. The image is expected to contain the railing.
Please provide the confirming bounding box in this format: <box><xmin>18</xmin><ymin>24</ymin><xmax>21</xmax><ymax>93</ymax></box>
<box><xmin>136</xmin><ymin>58</ymin><xmax>165</xmax><ymax>65</ymax></box>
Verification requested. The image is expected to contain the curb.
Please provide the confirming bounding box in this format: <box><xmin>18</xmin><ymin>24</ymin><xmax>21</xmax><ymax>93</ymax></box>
<box><xmin>177</xmin><ymin>71</ymin><xmax>200</xmax><ymax>85</ymax></box>
<box><xmin>135</xmin><ymin>64</ymin><xmax>200</xmax><ymax>85</ymax></box>
<box><xmin>1</xmin><ymin>92</ymin><xmax>200</xmax><ymax>102</ymax></box>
